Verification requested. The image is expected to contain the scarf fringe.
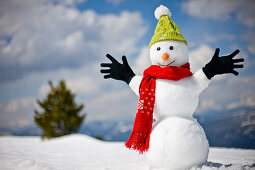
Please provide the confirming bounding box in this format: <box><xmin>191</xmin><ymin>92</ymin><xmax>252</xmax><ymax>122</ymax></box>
<box><xmin>125</xmin><ymin>131</ymin><xmax>151</xmax><ymax>154</ymax></box>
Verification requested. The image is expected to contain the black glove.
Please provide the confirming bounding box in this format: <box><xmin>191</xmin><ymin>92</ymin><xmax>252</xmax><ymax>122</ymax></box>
<box><xmin>202</xmin><ymin>48</ymin><xmax>244</xmax><ymax>80</ymax></box>
<box><xmin>100</xmin><ymin>54</ymin><xmax>135</xmax><ymax>84</ymax></box>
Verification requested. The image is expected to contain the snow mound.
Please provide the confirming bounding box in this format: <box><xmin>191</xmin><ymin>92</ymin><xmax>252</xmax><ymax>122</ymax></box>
<box><xmin>0</xmin><ymin>134</ymin><xmax>255</xmax><ymax>170</ymax></box>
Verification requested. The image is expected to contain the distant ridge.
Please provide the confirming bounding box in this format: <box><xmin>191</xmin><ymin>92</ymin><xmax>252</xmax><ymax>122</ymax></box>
<box><xmin>0</xmin><ymin>106</ymin><xmax>254</xmax><ymax>149</ymax></box>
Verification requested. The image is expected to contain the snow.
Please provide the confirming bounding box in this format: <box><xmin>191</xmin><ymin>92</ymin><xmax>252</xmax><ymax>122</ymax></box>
<box><xmin>0</xmin><ymin>134</ymin><xmax>254</xmax><ymax>170</ymax></box>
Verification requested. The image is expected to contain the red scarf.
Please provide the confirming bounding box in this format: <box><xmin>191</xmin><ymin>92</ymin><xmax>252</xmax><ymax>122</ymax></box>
<box><xmin>125</xmin><ymin>63</ymin><xmax>192</xmax><ymax>154</ymax></box>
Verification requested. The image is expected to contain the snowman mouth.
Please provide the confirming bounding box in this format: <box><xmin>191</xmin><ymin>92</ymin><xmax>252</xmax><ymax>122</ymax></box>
<box><xmin>158</xmin><ymin>60</ymin><xmax>175</xmax><ymax>67</ymax></box>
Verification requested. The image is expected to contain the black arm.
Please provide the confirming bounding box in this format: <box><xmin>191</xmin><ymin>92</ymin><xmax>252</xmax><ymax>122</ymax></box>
<box><xmin>100</xmin><ymin>54</ymin><xmax>135</xmax><ymax>84</ymax></box>
<box><xmin>202</xmin><ymin>48</ymin><xmax>244</xmax><ymax>80</ymax></box>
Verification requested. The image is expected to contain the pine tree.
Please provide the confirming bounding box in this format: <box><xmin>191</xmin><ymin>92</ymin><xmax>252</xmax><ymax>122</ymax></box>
<box><xmin>34</xmin><ymin>80</ymin><xmax>85</xmax><ymax>139</ymax></box>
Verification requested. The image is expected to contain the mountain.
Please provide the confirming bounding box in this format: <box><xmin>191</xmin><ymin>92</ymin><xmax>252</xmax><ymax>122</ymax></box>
<box><xmin>0</xmin><ymin>106</ymin><xmax>254</xmax><ymax>149</ymax></box>
<box><xmin>0</xmin><ymin>125</ymin><xmax>42</xmax><ymax>136</ymax></box>
<box><xmin>195</xmin><ymin>106</ymin><xmax>255</xmax><ymax>149</ymax></box>
<box><xmin>78</xmin><ymin>119</ymin><xmax>133</xmax><ymax>141</ymax></box>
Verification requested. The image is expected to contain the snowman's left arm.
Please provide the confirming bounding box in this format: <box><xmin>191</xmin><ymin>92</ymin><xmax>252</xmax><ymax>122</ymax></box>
<box><xmin>193</xmin><ymin>48</ymin><xmax>244</xmax><ymax>93</ymax></box>
<box><xmin>202</xmin><ymin>48</ymin><xmax>244</xmax><ymax>80</ymax></box>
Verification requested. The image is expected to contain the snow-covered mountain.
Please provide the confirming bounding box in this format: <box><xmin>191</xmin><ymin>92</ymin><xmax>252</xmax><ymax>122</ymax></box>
<box><xmin>0</xmin><ymin>134</ymin><xmax>254</xmax><ymax>170</ymax></box>
<box><xmin>0</xmin><ymin>106</ymin><xmax>254</xmax><ymax>149</ymax></box>
<box><xmin>195</xmin><ymin>106</ymin><xmax>255</xmax><ymax>149</ymax></box>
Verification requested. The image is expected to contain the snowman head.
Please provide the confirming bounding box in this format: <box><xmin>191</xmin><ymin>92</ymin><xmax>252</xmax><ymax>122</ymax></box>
<box><xmin>149</xmin><ymin>5</ymin><xmax>188</xmax><ymax>67</ymax></box>
<box><xmin>150</xmin><ymin>40</ymin><xmax>189</xmax><ymax>67</ymax></box>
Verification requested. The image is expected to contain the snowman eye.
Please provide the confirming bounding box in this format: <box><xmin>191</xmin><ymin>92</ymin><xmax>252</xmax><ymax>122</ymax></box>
<box><xmin>157</xmin><ymin>47</ymin><xmax>161</xmax><ymax>51</ymax></box>
<box><xmin>169</xmin><ymin>46</ymin><xmax>174</xmax><ymax>50</ymax></box>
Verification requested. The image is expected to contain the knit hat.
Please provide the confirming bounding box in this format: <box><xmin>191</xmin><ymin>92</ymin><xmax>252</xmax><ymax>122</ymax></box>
<box><xmin>149</xmin><ymin>5</ymin><xmax>187</xmax><ymax>48</ymax></box>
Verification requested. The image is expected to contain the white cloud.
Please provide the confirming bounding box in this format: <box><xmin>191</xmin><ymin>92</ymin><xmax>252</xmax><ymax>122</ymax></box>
<box><xmin>226</xmin><ymin>77</ymin><xmax>255</xmax><ymax>109</ymax></box>
<box><xmin>0</xmin><ymin>0</ymin><xmax>147</xmax><ymax>81</ymax></box>
<box><xmin>227</xmin><ymin>44</ymin><xmax>250</xmax><ymax>69</ymax></box>
<box><xmin>197</xmin><ymin>75</ymin><xmax>255</xmax><ymax>113</ymax></box>
<box><xmin>6</xmin><ymin>97</ymin><xmax>34</xmax><ymax>112</ymax></box>
<box><xmin>227</xmin><ymin>94</ymin><xmax>255</xmax><ymax>110</ymax></box>
<box><xmin>0</xmin><ymin>0</ymin><xmax>147</xmax><ymax>127</ymax></box>
<box><xmin>199</xmin><ymin>99</ymin><xmax>222</xmax><ymax>112</ymax></box>
<box><xmin>39</xmin><ymin>77</ymin><xmax>99</xmax><ymax>97</ymax></box>
<box><xmin>133</xmin><ymin>47</ymin><xmax>151</xmax><ymax>75</ymax></box>
<box><xmin>57</xmin><ymin>31</ymin><xmax>84</xmax><ymax>54</ymax></box>
<box><xmin>204</xmin><ymin>33</ymin><xmax>235</xmax><ymax>43</ymax></box>
<box><xmin>188</xmin><ymin>44</ymin><xmax>252</xmax><ymax>113</ymax></box>
<box><xmin>182</xmin><ymin>0</ymin><xmax>255</xmax><ymax>27</ymax></box>
<box><xmin>248</xmin><ymin>44</ymin><xmax>255</xmax><ymax>55</ymax></box>
<box><xmin>88</xmin><ymin>89</ymin><xmax>137</xmax><ymax>121</ymax></box>
<box><xmin>189</xmin><ymin>44</ymin><xmax>214</xmax><ymax>72</ymax></box>
<box><xmin>0</xmin><ymin>97</ymin><xmax>36</xmax><ymax>127</ymax></box>
<box><xmin>106</xmin><ymin>0</ymin><xmax>125</xmax><ymax>5</ymax></box>
<box><xmin>189</xmin><ymin>44</ymin><xmax>247</xmax><ymax>73</ymax></box>
<box><xmin>33</xmin><ymin>63</ymin><xmax>138</xmax><ymax>122</ymax></box>
<box><xmin>53</xmin><ymin>0</ymin><xmax>87</xmax><ymax>5</ymax></box>
<box><xmin>67</xmin><ymin>77</ymin><xmax>98</xmax><ymax>95</ymax></box>
<box><xmin>243</xmin><ymin>31</ymin><xmax>255</xmax><ymax>55</ymax></box>
<box><xmin>39</xmin><ymin>83</ymin><xmax>50</xmax><ymax>98</ymax></box>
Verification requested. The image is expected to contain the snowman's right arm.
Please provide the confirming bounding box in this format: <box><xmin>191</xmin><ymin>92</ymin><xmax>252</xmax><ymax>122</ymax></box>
<box><xmin>100</xmin><ymin>54</ymin><xmax>135</xmax><ymax>84</ymax></box>
<box><xmin>129</xmin><ymin>75</ymin><xmax>143</xmax><ymax>96</ymax></box>
<box><xmin>100</xmin><ymin>54</ymin><xmax>142</xmax><ymax>96</ymax></box>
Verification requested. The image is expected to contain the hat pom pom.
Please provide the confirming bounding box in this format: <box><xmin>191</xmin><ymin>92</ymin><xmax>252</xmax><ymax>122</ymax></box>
<box><xmin>154</xmin><ymin>5</ymin><xmax>171</xmax><ymax>20</ymax></box>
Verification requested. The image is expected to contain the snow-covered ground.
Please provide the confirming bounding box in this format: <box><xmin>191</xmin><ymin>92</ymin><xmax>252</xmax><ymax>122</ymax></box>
<box><xmin>0</xmin><ymin>134</ymin><xmax>254</xmax><ymax>170</ymax></box>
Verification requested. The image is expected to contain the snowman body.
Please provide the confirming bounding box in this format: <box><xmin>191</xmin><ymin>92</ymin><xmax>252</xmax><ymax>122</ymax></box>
<box><xmin>129</xmin><ymin>40</ymin><xmax>210</xmax><ymax>169</ymax></box>
<box><xmin>145</xmin><ymin>116</ymin><xmax>208</xmax><ymax>170</ymax></box>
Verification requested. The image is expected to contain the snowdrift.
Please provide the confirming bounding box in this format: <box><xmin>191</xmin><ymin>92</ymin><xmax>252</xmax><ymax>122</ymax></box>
<box><xmin>0</xmin><ymin>134</ymin><xmax>254</xmax><ymax>170</ymax></box>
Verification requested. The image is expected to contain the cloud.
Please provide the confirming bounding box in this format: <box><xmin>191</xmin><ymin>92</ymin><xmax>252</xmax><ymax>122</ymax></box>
<box><xmin>39</xmin><ymin>77</ymin><xmax>98</xmax><ymax>97</ymax></box>
<box><xmin>0</xmin><ymin>0</ymin><xmax>147</xmax><ymax>128</ymax></box>
<box><xmin>227</xmin><ymin>95</ymin><xmax>255</xmax><ymax>110</ymax></box>
<box><xmin>188</xmin><ymin>43</ymin><xmax>253</xmax><ymax>113</ymax></box>
<box><xmin>248</xmin><ymin>44</ymin><xmax>255</xmax><ymax>55</ymax></box>
<box><xmin>53</xmin><ymin>0</ymin><xmax>87</xmax><ymax>5</ymax></box>
<box><xmin>88</xmin><ymin>89</ymin><xmax>137</xmax><ymax>121</ymax></box>
<box><xmin>189</xmin><ymin>43</ymin><xmax>248</xmax><ymax>73</ymax></box>
<box><xmin>0</xmin><ymin>0</ymin><xmax>147</xmax><ymax>81</ymax></box>
<box><xmin>204</xmin><ymin>33</ymin><xmax>235</xmax><ymax>43</ymax></box>
<box><xmin>106</xmin><ymin>0</ymin><xmax>125</xmax><ymax>5</ymax></box>
<box><xmin>226</xmin><ymin>77</ymin><xmax>255</xmax><ymax>109</ymax></box>
<box><xmin>0</xmin><ymin>97</ymin><xmax>36</xmax><ymax>127</ymax></box>
<box><xmin>243</xmin><ymin>31</ymin><xmax>255</xmax><ymax>55</ymax></box>
<box><xmin>182</xmin><ymin>0</ymin><xmax>255</xmax><ymax>27</ymax></box>
<box><xmin>199</xmin><ymin>99</ymin><xmax>222</xmax><ymax>111</ymax></box>
<box><xmin>34</xmin><ymin>64</ymin><xmax>139</xmax><ymax>122</ymax></box>
<box><xmin>0</xmin><ymin>65</ymin><xmax>105</xmax><ymax>128</ymax></box>
<box><xmin>197</xmin><ymin>74</ymin><xmax>255</xmax><ymax>113</ymax></box>
<box><xmin>133</xmin><ymin>47</ymin><xmax>151</xmax><ymax>75</ymax></box>
<box><xmin>6</xmin><ymin>97</ymin><xmax>34</xmax><ymax>113</ymax></box>
<box><xmin>189</xmin><ymin>44</ymin><xmax>214</xmax><ymax>72</ymax></box>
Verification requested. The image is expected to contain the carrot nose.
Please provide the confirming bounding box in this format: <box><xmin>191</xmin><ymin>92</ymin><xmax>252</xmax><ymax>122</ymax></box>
<box><xmin>162</xmin><ymin>53</ymin><xmax>169</xmax><ymax>60</ymax></box>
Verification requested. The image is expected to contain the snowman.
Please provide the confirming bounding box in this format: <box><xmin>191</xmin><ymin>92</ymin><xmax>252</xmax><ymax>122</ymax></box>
<box><xmin>100</xmin><ymin>5</ymin><xmax>244</xmax><ymax>170</ymax></box>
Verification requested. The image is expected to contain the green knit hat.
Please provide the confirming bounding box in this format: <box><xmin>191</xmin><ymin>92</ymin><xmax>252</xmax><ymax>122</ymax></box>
<box><xmin>149</xmin><ymin>5</ymin><xmax>187</xmax><ymax>48</ymax></box>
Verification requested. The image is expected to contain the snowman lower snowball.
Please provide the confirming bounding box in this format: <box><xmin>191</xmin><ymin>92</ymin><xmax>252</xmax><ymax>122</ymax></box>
<box><xmin>100</xmin><ymin>5</ymin><xmax>244</xmax><ymax>170</ymax></box>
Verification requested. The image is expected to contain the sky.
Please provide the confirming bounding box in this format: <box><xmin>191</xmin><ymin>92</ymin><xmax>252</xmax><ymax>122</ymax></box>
<box><xmin>0</xmin><ymin>0</ymin><xmax>254</xmax><ymax>128</ymax></box>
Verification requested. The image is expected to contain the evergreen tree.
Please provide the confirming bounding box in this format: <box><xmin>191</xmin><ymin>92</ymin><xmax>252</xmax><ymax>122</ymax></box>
<box><xmin>34</xmin><ymin>80</ymin><xmax>85</xmax><ymax>139</ymax></box>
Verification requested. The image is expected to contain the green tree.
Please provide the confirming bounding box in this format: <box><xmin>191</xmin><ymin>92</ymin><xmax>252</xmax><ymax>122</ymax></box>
<box><xmin>34</xmin><ymin>80</ymin><xmax>85</xmax><ymax>139</ymax></box>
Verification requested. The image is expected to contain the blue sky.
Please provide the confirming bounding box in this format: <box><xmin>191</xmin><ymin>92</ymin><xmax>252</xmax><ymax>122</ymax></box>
<box><xmin>0</xmin><ymin>0</ymin><xmax>254</xmax><ymax>128</ymax></box>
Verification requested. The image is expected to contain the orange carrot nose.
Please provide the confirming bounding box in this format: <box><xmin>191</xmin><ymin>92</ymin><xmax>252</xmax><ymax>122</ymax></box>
<box><xmin>162</xmin><ymin>53</ymin><xmax>169</xmax><ymax>60</ymax></box>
